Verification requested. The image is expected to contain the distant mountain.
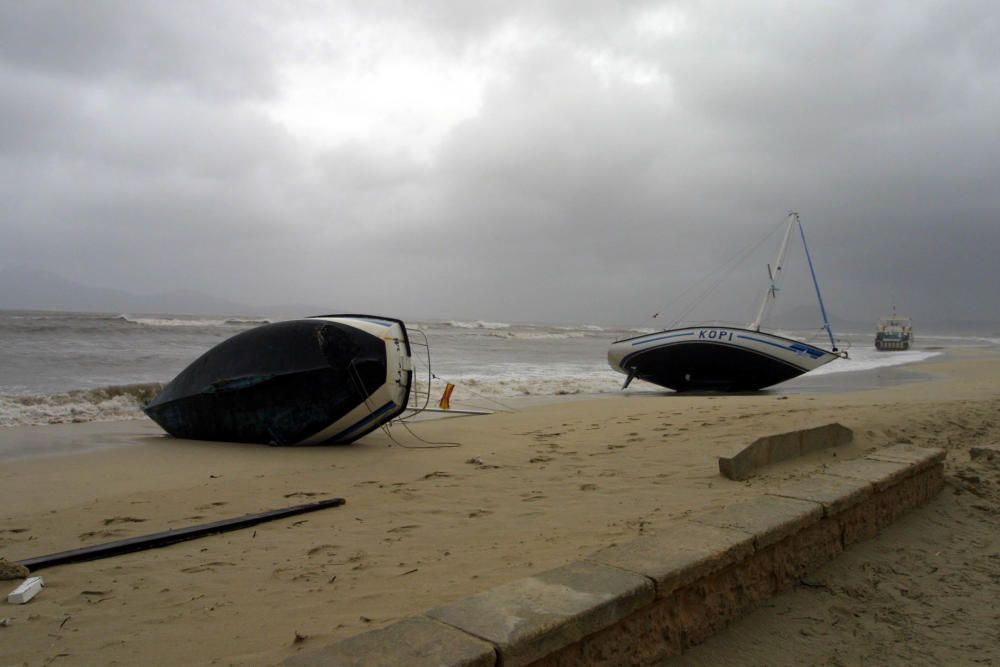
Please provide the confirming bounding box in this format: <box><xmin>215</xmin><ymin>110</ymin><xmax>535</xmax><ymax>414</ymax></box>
<box><xmin>0</xmin><ymin>268</ymin><xmax>262</xmax><ymax>316</ymax></box>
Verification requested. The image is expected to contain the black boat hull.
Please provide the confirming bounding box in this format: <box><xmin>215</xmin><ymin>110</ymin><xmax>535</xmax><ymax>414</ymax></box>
<box><xmin>144</xmin><ymin>315</ymin><xmax>412</xmax><ymax>445</ymax></box>
<box><xmin>608</xmin><ymin>326</ymin><xmax>838</xmax><ymax>392</ymax></box>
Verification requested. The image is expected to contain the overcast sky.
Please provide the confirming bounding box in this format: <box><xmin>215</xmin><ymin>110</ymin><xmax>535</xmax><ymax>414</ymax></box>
<box><xmin>2</xmin><ymin>1</ymin><xmax>998</xmax><ymax>326</ymax></box>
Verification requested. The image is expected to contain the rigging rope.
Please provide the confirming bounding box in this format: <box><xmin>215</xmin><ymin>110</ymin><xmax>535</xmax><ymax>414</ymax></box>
<box><xmin>635</xmin><ymin>215</ymin><xmax>790</xmax><ymax>331</ymax></box>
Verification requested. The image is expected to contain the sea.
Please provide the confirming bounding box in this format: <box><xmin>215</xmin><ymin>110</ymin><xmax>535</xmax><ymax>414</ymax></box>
<box><xmin>1</xmin><ymin>309</ymin><xmax>998</xmax><ymax>429</ymax></box>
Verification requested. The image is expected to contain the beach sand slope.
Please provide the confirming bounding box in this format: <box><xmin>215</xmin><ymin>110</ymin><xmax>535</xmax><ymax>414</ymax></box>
<box><xmin>1</xmin><ymin>356</ymin><xmax>999</xmax><ymax>665</ymax></box>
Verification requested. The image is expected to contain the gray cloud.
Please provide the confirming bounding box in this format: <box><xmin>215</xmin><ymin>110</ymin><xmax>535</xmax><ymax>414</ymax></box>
<box><xmin>1</xmin><ymin>1</ymin><xmax>998</xmax><ymax>327</ymax></box>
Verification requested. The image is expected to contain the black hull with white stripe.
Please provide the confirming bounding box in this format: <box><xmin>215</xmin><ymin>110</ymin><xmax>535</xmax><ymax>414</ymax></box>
<box><xmin>608</xmin><ymin>326</ymin><xmax>838</xmax><ymax>392</ymax></box>
<box><xmin>144</xmin><ymin>315</ymin><xmax>412</xmax><ymax>445</ymax></box>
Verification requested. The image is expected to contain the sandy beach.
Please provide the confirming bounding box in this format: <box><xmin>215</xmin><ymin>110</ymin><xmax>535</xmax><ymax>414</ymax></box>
<box><xmin>2</xmin><ymin>351</ymin><xmax>1000</xmax><ymax>666</ymax></box>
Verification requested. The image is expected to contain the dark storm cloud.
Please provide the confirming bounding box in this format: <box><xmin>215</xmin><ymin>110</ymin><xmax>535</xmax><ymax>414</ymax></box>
<box><xmin>1</xmin><ymin>1</ymin><xmax>998</xmax><ymax>326</ymax></box>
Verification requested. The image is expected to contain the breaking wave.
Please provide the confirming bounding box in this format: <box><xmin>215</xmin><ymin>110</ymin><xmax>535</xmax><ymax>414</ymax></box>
<box><xmin>119</xmin><ymin>315</ymin><xmax>270</xmax><ymax>328</ymax></box>
<box><xmin>0</xmin><ymin>383</ymin><xmax>163</xmax><ymax>427</ymax></box>
<box><xmin>482</xmin><ymin>330</ymin><xmax>588</xmax><ymax>340</ymax></box>
<box><xmin>441</xmin><ymin>320</ymin><xmax>512</xmax><ymax>330</ymax></box>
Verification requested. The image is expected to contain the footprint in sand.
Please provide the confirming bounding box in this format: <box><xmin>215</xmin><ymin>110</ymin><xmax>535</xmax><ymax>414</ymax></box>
<box><xmin>521</xmin><ymin>492</ymin><xmax>547</xmax><ymax>502</ymax></box>
<box><xmin>530</xmin><ymin>456</ymin><xmax>553</xmax><ymax>463</ymax></box>
<box><xmin>195</xmin><ymin>502</ymin><xmax>228</xmax><ymax>510</ymax></box>
<box><xmin>181</xmin><ymin>561</ymin><xmax>235</xmax><ymax>574</ymax></box>
<box><xmin>79</xmin><ymin>529</ymin><xmax>126</xmax><ymax>541</ymax></box>
<box><xmin>285</xmin><ymin>491</ymin><xmax>324</xmax><ymax>498</ymax></box>
<box><xmin>386</xmin><ymin>525</ymin><xmax>420</xmax><ymax>534</ymax></box>
<box><xmin>467</xmin><ymin>509</ymin><xmax>493</xmax><ymax>518</ymax></box>
<box><xmin>580</xmin><ymin>483</ymin><xmax>599</xmax><ymax>491</ymax></box>
<box><xmin>103</xmin><ymin>516</ymin><xmax>147</xmax><ymax>526</ymax></box>
<box><xmin>307</xmin><ymin>544</ymin><xmax>339</xmax><ymax>556</ymax></box>
<box><xmin>422</xmin><ymin>471</ymin><xmax>451</xmax><ymax>479</ymax></box>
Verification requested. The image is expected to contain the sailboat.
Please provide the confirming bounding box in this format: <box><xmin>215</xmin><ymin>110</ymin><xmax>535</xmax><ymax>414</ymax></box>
<box><xmin>144</xmin><ymin>314</ymin><xmax>413</xmax><ymax>445</ymax></box>
<box><xmin>607</xmin><ymin>212</ymin><xmax>844</xmax><ymax>392</ymax></box>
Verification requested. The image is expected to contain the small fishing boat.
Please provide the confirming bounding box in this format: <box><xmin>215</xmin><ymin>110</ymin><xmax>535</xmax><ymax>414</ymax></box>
<box><xmin>875</xmin><ymin>313</ymin><xmax>913</xmax><ymax>351</ymax></box>
<box><xmin>144</xmin><ymin>315</ymin><xmax>413</xmax><ymax>445</ymax></box>
<box><xmin>608</xmin><ymin>212</ymin><xmax>844</xmax><ymax>392</ymax></box>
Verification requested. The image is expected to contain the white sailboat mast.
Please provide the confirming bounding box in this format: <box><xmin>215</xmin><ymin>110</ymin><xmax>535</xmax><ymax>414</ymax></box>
<box><xmin>750</xmin><ymin>212</ymin><xmax>798</xmax><ymax>331</ymax></box>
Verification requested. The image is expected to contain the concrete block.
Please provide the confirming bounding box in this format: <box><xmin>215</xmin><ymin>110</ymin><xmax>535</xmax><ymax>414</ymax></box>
<box><xmin>284</xmin><ymin>616</ymin><xmax>496</xmax><ymax>667</ymax></box>
<box><xmin>426</xmin><ymin>561</ymin><xmax>653</xmax><ymax>667</ymax></box>
<box><xmin>767</xmin><ymin>473</ymin><xmax>874</xmax><ymax>517</ymax></box>
<box><xmin>799</xmin><ymin>423</ymin><xmax>854</xmax><ymax>455</ymax></box>
<box><xmin>867</xmin><ymin>445</ymin><xmax>945</xmax><ymax>472</ymax></box>
<box><xmin>719</xmin><ymin>423</ymin><xmax>853</xmax><ymax>480</ymax></box>
<box><xmin>823</xmin><ymin>457</ymin><xmax>914</xmax><ymax>491</ymax></box>
<box><xmin>586</xmin><ymin>520</ymin><xmax>754</xmax><ymax>599</ymax></box>
<box><xmin>690</xmin><ymin>495</ymin><xmax>822</xmax><ymax>550</ymax></box>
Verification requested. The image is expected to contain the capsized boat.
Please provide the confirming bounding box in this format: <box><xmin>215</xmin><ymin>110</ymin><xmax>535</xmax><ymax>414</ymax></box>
<box><xmin>144</xmin><ymin>315</ymin><xmax>413</xmax><ymax>444</ymax></box>
<box><xmin>608</xmin><ymin>212</ymin><xmax>844</xmax><ymax>392</ymax></box>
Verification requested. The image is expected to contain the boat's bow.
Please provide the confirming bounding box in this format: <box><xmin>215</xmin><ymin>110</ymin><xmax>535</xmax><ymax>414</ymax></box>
<box><xmin>144</xmin><ymin>314</ymin><xmax>413</xmax><ymax>445</ymax></box>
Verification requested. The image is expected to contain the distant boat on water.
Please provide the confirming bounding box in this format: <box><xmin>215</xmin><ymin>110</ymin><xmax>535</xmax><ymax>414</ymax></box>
<box><xmin>875</xmin><ymin>313</ymin><xmax>913</xmax><ymax>351</ymax></box>
<box><xmin>144</xmin><ymin>315</ymin><xmax>413</xmax><ymax>445</ymax></box>
<box><xmin>607</xmin><ymin>212</ymin><xmax>845</xmax><ymax>392</ymax></box>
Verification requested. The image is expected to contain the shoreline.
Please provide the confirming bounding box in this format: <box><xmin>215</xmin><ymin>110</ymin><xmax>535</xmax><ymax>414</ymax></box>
<box><xmin>2</xmin><ymin>354</ymin><xmax>1000</xmax><ymax>664</ymax></box>
<box><xmin>0</xmin><ymin>348</ymin><xmax>961</xmax><ymax>463</ymax></box>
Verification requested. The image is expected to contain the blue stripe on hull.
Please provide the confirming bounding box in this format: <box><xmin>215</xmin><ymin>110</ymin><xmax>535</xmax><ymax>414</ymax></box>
<box><xmin>326</xmin><ymin>401</ymin><xmax>397</xmax><ymax>443</ymax></box>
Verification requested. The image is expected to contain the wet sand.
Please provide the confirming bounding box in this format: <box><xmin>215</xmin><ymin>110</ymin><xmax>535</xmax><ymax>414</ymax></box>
<box><xmin>2</xmin><ymin>352</ymin><xmax>1000</xmax><ymax>665</ymax></box>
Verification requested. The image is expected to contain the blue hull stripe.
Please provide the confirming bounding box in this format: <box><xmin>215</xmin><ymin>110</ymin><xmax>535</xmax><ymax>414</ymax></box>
<box><xmin>327</xmin><ymin>401</ymin><xmax>397</xmax><ymax>442</ymax></box>
<box><xmin>736</xmin><ymin>334</ymin><xmax>824</xmax><ymax>359</ymax></box>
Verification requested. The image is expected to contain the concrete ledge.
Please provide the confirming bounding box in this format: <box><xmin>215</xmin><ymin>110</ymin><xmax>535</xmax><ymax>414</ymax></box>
<box><xmin>718</xmin><ymin>423</ymin><xmax>853</xmax><ymax>481</ymax></box>
<box><xmin>767</xmin><ymin>473</ymin><xmax>874</xmax><ymax>517</ymax></box>
<box><xmin>284</xmin><ymin>616</ymin><xmax>496</xmax><ymax>667</ymax></box>
<box><xmin>286</xmin><ymin>446</ymin><xmax>944</xmax><ymax>667</ymax></box>
<box><xmin>690</xmin><ymin>494</ymin><xmax>822</xmax><ymax>549</ymax></box>
<box><xmin>586</xmin><ymin>521</ymin><xmax>754</xmax><ymax>599</ymax></box>
<box><xmin>426</xmin><ymin>561</ymin><xmax>653</xmax><ymax>667</ymax></box>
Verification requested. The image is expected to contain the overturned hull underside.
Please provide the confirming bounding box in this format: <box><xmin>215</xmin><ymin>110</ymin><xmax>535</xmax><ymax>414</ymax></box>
<box><xmin>143</xmin><ymin>316</ymin><xmax>412</xmax><ymax>445</ymax></box>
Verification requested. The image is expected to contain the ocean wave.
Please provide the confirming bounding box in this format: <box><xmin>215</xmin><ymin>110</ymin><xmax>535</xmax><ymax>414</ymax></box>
<box><xmin>441</xmin><ymin>320</ymin><xmax>512</xmax><ymax>330</ymax></box>
<box><xmin>554</xmin><ymin>324</ymin><xmax>606</xmax><ymax>332</ymax></box>
<box><xmin>119</xmin><ymin>315</ymin><xmax>269</xmax><ymax>328</ymax></box>
<box><xmin>0</xmin><ymin>383</ymin><xmax>163</xmax><ymax>427</ymax></box>
<box><xmin>482</xmin><ymin>330</ymin><xmax>588</xmax><ymax>340</ymax></box>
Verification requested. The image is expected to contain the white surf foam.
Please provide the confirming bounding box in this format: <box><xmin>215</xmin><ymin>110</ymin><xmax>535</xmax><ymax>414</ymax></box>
<box><xmin>441</xmin><ymin>320</ymin><xmax>512</xmax><ymax>330</ymax></box>
<box><xmin>808</xmin><ymin>349</ymin><xmax>942</xmax><ymax>376</ymax></box>
<box><xmin>119</xmin><ymin>315</ymin><xmax>269</xmax><ymax>328</ymax></box>
<box><xmin>0</xmin><ymin>383</ymin><xmax>163</xmax><ymax>427</ymax></box>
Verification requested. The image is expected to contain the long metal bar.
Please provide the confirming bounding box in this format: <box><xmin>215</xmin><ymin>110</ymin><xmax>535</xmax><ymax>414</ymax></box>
<box><xmin>414</xmin><ymin>407</ymin><xmax>493</xmax><ymax>415</ymax></box>
<box><xmin>797</xmin><ymin>219</ymin><xmax>838</xmax><ymax>351</ymax></box>
<box><xmin>16</xmin><ymin>497</ymin><xmax>346</xmax><ymax>571</ymax></box>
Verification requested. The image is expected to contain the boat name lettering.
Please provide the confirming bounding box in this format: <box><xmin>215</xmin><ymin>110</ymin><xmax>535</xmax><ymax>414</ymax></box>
<box><xmin>698</xmin><ymin>329</ymin><xmax>733</xmax><ymax>341</ymax></box>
